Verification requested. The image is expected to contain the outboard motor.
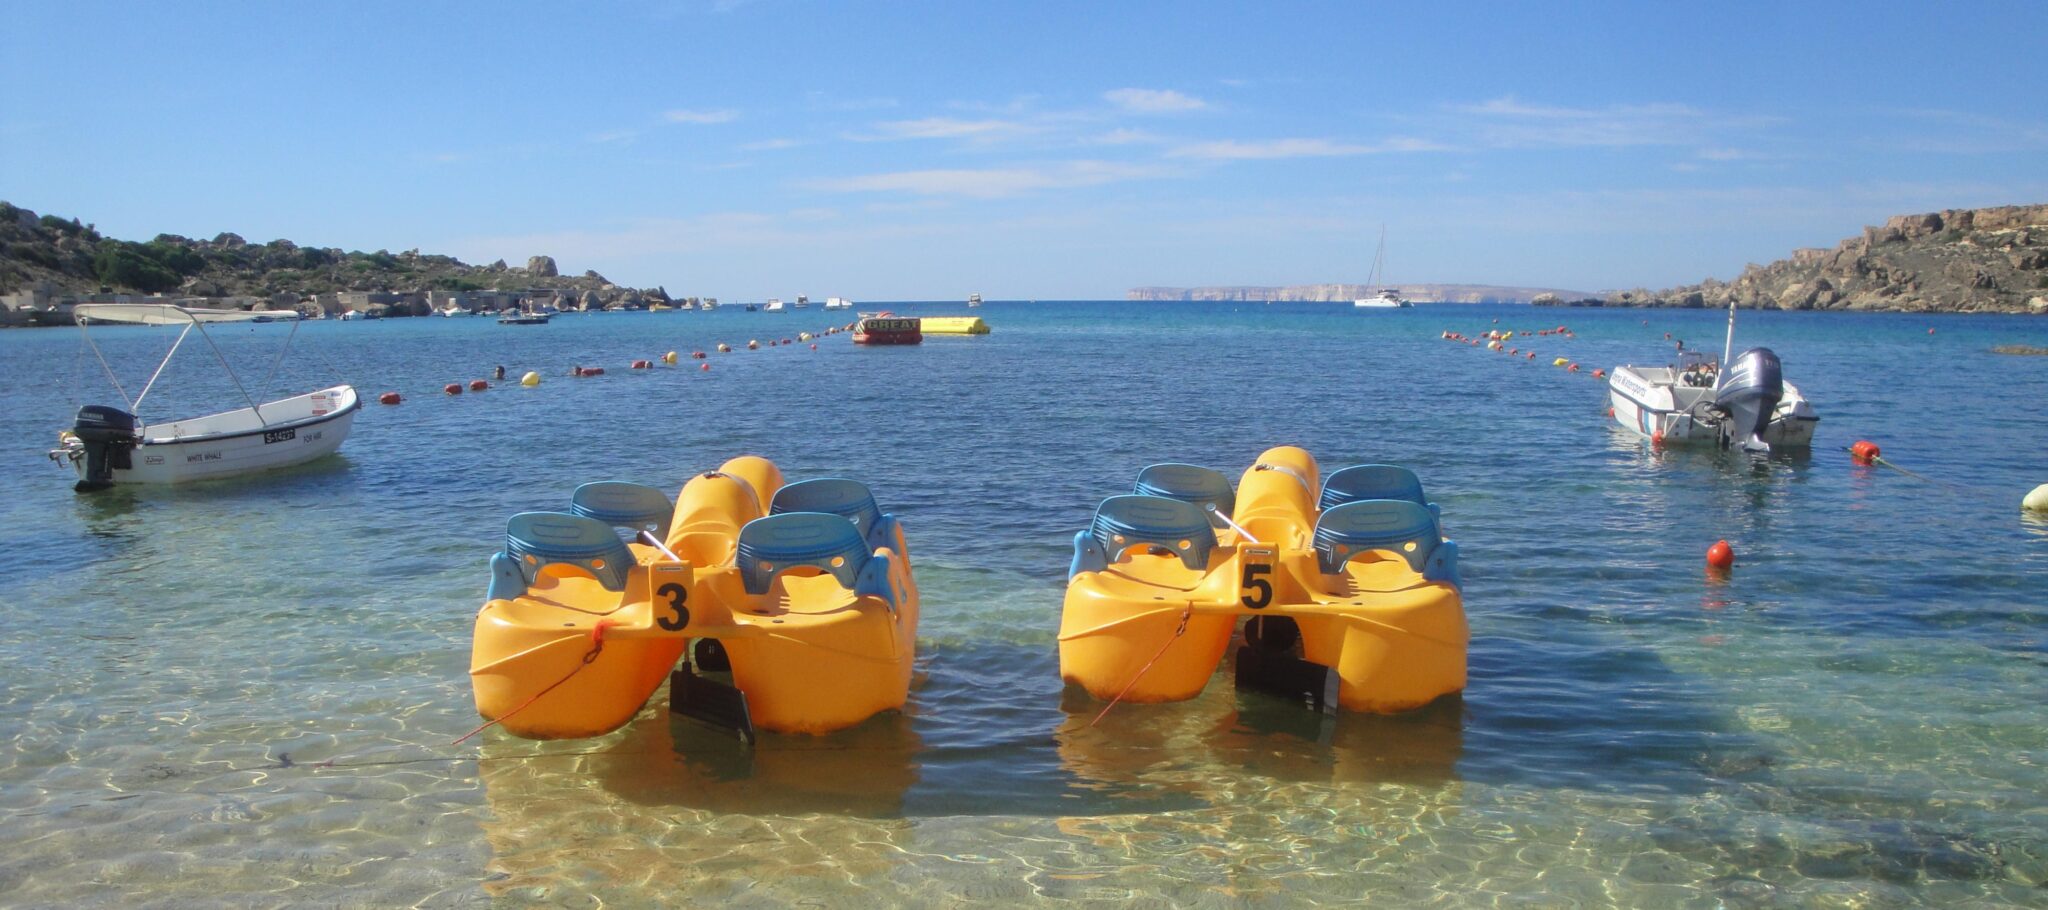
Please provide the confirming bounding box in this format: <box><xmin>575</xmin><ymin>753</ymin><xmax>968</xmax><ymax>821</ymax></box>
<box><xmin>1713</xmin><ymin>347</ymin><xmax>1784</xmax><ymax>452</ymax></box>
<box><xmin>72</xmin><ymin>405</ymin><xmax>138</xmax><ymax>492</ymax></box>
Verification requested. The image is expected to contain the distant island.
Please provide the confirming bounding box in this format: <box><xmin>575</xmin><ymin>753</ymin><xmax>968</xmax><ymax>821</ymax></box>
<box><xmin>1128</xmin><ymin>283</ymin><xmax>1590</xmax><ymax>304</ymax></box>
<box><xmin>1548</xmin><ymin>203</ymin><xmax>2048</xmax><ymax>314</ymax></box>
<box><xmin>0</xmin><ymin>200</ymin><xmax>676</xmax><ymax>325</ymax></box>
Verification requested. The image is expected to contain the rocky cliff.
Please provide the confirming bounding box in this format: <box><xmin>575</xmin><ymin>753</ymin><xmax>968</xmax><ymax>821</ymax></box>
<box><xmin>1582</xmin><ymin>204</ymin><xmax>2048</xmax><ymax>314</ymax></box>
<box><xmin>0</xmin><ymin>201</ymin><xmax>666</xmax><ymax>305</ymax></box>
<box><xmin>1128</xmin><ymin>283</ymin><xmax>1588</xmax><ymax>303</ymax></box>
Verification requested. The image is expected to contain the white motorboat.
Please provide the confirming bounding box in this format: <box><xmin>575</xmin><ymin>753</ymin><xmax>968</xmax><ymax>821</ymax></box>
<box><xmin>967</xmin><ymin>293</ymin><xmax>982</xmax><ymax>308</ymax></box>
<box><xmin>49</xmin><ymin>304</ymin><xmax>360</xmax><ymax>491</ymax></box>
<box><xmin>794</xmin><ymin>295</ymin><xmax>810</xmax><ymax>308</ymax></box>
<box><xmin>1353</xmin><ymin>227</ymin><xmax>1412</xmax><ymax>308</ymax></box>
<box><xmin>1607</xmin><ymin>300</ymin><xmax>1818</xmax><ymax>452</ymax></box>
<box><xmin>764</xmin><ymin>298</ymin><xmax>785</xmax><ymax>312</ymax></box>
<box><xmin>823</xmin><ymin>297</ymin><xmax>852</xmax><ymax>310</ymax></box>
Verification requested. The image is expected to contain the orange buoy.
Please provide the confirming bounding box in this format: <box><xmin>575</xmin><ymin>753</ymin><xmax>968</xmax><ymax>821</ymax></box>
<box><xmin>469</xmin><ymin>379</ymin><xmax>488</xmax><ymax>391</ymax></box>
<box><xmin>444</xmin><ymin>383</ymin><xmax>462</xmax><ymax>395</ymax></box>
<box><xmin>1651</xmin><ymin>431</ymin><xmax>1666</xmax><ymax>447</ymax></box>
<box><xmin>1606</xmin><ymin>407</ymin><xmax>1615</xmax><ymax>418</ymax></box>
<box><xmin>1850</xmin><ymin>440</ymin><xmax>1881</xmax><ymax>465</ymax></box>
<box><xmin>1592</xmin><ymin>368</ymin><xmax>1606</xmax><ymax>379</ymax></box>
<box><xmin>1706</xmin><ymin>539</ymin><xmax>1734</xmax><ymax>571</ymax></box>
<box><xmin>378</xmin><ymin>392</ymin><xmax>401</xmax><ymax>405</ymax></box>
<box><xmin>1568</xmin><ymin>363</ymin><xmax>1581</xmax><ymax>372</ymax></box>
<box><xmin>1526</xmin><ymin>352</ymin><xmax>1535</xmax><ymax>360</ymax></box>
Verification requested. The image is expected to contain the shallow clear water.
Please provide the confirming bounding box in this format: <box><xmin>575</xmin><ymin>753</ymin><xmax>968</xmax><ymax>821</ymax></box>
<box><xmin>1</xmin><ymin>301</ymin><xmax>2045</xmax><ymax>907</ymax></box>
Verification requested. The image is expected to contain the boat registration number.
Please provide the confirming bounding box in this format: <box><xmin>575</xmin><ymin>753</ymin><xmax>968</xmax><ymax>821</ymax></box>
<box><xmin>1240</xmin><ymin>546</ymin><xmax>1276</xmax><ymax>610</ymax></box>
<box><xmin>263</xmin><ymin>428</ymin><xmax>296</xmax><ymax>444</ymax></box>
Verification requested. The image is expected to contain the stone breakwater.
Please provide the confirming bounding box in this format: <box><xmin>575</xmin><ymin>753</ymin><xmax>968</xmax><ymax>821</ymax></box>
<box><xmin>1556</xmin><ymin>203</ymin><xmax>2048</xmax><ymax>314</ymax></box>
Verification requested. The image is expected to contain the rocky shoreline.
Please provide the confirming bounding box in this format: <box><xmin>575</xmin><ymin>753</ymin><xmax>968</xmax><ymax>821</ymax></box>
<box><xmin>1537</xmin><ymin>203</ymin><xmax>2048</xmax><ymax>315</ymax></box>
<box><xmin>0</xmin><ymin>201</ymin><xmax>679</xmax><ymax>326</ymax></box>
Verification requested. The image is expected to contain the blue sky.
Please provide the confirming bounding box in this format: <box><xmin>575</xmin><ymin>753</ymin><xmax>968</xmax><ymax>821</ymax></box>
<box><xmin>6</xmin><ymin>1</ymin><xmax>2045</xmax><ymax>299</ymax></box>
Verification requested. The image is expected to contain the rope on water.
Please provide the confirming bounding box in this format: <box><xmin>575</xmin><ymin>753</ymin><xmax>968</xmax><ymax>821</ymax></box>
<box><xmin>1087</xmin><ymin>606</ymin><xmax>1192</xmax><ymax>728</ymax></box>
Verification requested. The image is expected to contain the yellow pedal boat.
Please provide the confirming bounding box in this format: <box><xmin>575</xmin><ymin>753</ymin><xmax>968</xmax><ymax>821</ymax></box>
<box><xmin>469</xmin><ymin>455</ymin><xmax>918</xmax><ymax>740</ymax></box>
<box><xmin>1059</xmin><ymin>446</ymin><xmax>1466</xmax><ymax>714</ymax></box>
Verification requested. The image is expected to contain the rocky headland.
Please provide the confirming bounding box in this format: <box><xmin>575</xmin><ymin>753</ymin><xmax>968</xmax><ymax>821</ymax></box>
<box><xmin>1545</xmin><ymin>203</ymin><xmax>2048</xmax><ymax>314</ymax></box>
<box><xmin>0</xmin><ymin>201</ymin><xmax>675</xmax><ymax>323</ymax></box>
<box><xmin>1129</xmin><ymin>283</ymin><xmax>1588</xmax><ymax>303</ymax></box>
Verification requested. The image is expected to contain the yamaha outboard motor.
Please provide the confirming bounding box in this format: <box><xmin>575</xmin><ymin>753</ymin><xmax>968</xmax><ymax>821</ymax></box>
<box><xmin>1713</xmin><ymin>347</ymin><xmax>1784</xmax><ymax>452</ymax></box>
<box><xmin>72</xmin><ymin>405</ymin><xmax>138</xmax><ymax>492</ymax></box>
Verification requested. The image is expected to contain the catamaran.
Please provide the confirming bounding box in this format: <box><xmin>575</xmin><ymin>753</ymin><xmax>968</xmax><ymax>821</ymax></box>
<box><xmin>1354</xmin><ymin>227</ymin><xmax>1412</xmax><ymax>308</ymax></box>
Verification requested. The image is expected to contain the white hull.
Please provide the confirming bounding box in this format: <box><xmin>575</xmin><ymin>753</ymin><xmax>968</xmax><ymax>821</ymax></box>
<box><xmin>59</xmin><ymin>386</ymin><xmax>360</xmax><ymax>485</ymax></box>
<box><xmin>1607</xmin><ymin>366</ymin><xmax>1817</xmax><ymax>449</ymax></box>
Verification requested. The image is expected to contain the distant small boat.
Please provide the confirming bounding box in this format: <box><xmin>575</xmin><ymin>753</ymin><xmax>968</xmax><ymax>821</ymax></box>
<box><xmin>823</xmin><ymin>297</ymin><xmax>852</xmax><ymax>310</ymax></box>
<box><xmin>794</xmin><ymin>295</ymin><xmax>810</xmax><ymax>309</ymax></box>
<box><xmin>764</xmin><ymin>298</ymin><xmax>785</xmax><ymax>312</ymax></box>
<box><xmin>744</xmin><ymin>303</ymin><xmax>758</xmax><ymax>312</ymax></box>
<box><xmin>499</xmin><ymin>312</ymin><xmax>550</xmax><ymax>325</ymax></box>
<box><xmin>967</xmin><ymin>293</ymin><xmax>982</xmax><ymax>308</ymax></box>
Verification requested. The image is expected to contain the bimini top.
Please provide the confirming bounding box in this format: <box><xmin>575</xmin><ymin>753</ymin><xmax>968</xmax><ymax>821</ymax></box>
<box><xmin>74</xmin><ymin>303</ymin><xmax>283</xmax><ymax>326</ymax></box>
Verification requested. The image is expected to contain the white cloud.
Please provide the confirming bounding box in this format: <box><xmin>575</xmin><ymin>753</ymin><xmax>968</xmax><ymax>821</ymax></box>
<box><xmin>665</xmin><ymin>109</ymin><xmax>739</xmax><ymax>124</ymax></box>
<box><xmin>1105</xmin><ymin>88</ymin><xmax>1207</xmax><ymax>113</ymax></box>
<box><xmin>1167</xmin><ymin>137</ymin><xmax>1446</xmax><ymax>160</ymax></box>
<box><xmin>856</xmin><ymin>117</ymin><xmax>1038</xmax><ymax>141</ymax></box>
<box><xmin>1446</xmin><ymin>96</ymin><xmax>1778</xmax><ymax>148</ymax></box>
<box><xmin>1086</xmin><ymin>128</ymin><xmax>1166</xmax><ymax>146</ymax></box>
<box><xmin>807</xmin><ymin>161</ymin><xmax>1174</xmax><ymax>198</ymax></box>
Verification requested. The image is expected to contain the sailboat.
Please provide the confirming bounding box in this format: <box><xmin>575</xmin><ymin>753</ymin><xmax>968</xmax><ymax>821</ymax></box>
<box><xmin>1354</xmin><ymin>228</ymin><xmax>1412</xmax><ymax>308</ymax></box>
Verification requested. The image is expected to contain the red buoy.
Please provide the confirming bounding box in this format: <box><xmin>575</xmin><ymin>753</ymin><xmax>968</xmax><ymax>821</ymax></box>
<box><xmin>699</xmin><ymin>362</ymin><xmax>710</xmax><ymax>372</ymax></box>
<box><xmin>378</xmin><ymin>392</ymin><xmax>401</xmax><ymax>405</ymax></box>
<box><xmin>692</xmin><ymin>351</ymin><xmax>707</xmax><ymax>359</ymax></box>
<box><xmin>810</xmin><ymin>343</ymin><xmax>818</xmax><ymax>350</ymax></box>
<box><xmin>444</xmin><ymin>383</ymin><xmax>462</xmax><ymax>395</ymax></box>
<box><xmin>1851</xmin><ymin>440</ymin><xmax>1881</xmax><ymax>465</ymax></box>
<box><xmin>1706</xmin><ymin>539</ymin><xmax>1735</xmax><ymax>571</ymax></box>
<box><xmin>1568</xmin><ymin>363</ymin><xmax>1581</xmax><ymax>372</ymax></box>
<box><xmin>632</xmin><ymin>360</ymin><xmax>650</xmax><ymax>369</ymax></box>
<box><xmin>1592</xmin><ymin>368</ymin><xmax>1606</xmax><ymax>379</ymax></box>
<box><xmin>469</xmin><ymin>379</ymin><xmax>489</xmax><ymax>391</ymax></box>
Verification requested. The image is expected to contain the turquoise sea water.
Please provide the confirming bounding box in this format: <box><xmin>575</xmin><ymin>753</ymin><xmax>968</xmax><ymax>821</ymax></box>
<box><xmin>1</xmin><ymin>301</ymin><xmax>2045</xmax><ymax>907</ymax></box>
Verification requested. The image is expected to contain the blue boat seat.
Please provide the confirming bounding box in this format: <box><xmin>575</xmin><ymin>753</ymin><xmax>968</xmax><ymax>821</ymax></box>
<box><xmin>1069</xmin><ymin>494</ymin><xmax>1218</xmax><ymax>578</ymax></box>
<box><xmin>770</xmin><ymin>478</ymin><xmax>894</xmax><ymax>546</ymax></box>
<box><xmin>1318</xmin><ymin>464</ymin><xmax>1440</xmax><ymax>521</ymax></box>
<box><xmin>487</xmin><ymin>511</ymin><xmax>637</xmax><ymax>600</ymax></box>
<box><xmin>736</xmin><ymin>511</ymin><xmax>873</xmax><ymax>596</ymax></box>
<box><xmin>1133</xmin><ymin>463</ymin><xmax>1235</xmax><ymax>518</ymax></box>
<box><xmin>570</xmin><ymin>481</ymin><xmax>675</xmax><ymax>537</ymax></box>
<box><xmin>1313</xmin><ymin>499</ymin><xmax>1457</xmax><ymax>582</ymax></box>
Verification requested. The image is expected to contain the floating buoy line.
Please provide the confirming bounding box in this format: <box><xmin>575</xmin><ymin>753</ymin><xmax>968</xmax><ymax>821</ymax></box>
<box><xmin>372</xmin><ymin>321</ymin><xmax>859</xmax><ymax>405</ymax></box>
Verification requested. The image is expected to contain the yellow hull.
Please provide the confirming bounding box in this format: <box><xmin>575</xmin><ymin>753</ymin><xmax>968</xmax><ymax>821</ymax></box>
<box><xmin>1059</xmin><ymin>446</ymin><xmax>1467</xmax><ymax>714</ymax></box>
<box><xmin>470</xmin><ymin>456</ymin><xmax>919</xmax><ymax>740</ymax></box>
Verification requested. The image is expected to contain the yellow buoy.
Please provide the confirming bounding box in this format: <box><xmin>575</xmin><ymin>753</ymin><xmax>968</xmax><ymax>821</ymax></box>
<box><xmin>1553</xmin><ymin>357</ymin><xmax>1569</xmax><ymax>367</ymax></box>
<box><xmin>2025</xmin><ymin>483</ymin><xmax>2048</xmax><ymax>512</ymax></box>
<box><xmin>520</xmin><ymin>371</ymin><xmax>541</xmax><ymax>387</ymax></box>
<box><xmin>662</xmin><ymin>351</ymin><xmax>678</xmax><ymax>364</ymax></box>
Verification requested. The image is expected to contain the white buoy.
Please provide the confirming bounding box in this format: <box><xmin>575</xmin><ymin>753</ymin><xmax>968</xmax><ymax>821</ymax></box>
<box><xmin>2025</xmin><ymin>483</ymin><xmax>2048</xmax><ymax>512</ymax></box>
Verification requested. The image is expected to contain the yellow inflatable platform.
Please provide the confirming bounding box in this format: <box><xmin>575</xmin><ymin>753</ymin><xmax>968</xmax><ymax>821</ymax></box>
<box><xmin>469</xmin><ymin>455</ymin><xmax>918</xmax><ymax>740</ymax></box>
<box><xmin>918</xmin><ymin>316</ymin><xmax>989</xmax><ymax>335</ymax></box>
<box><xmin>1059</xmin><ymin>446</ymin><xmax>1465</xmax><ymax>714</ymax></box>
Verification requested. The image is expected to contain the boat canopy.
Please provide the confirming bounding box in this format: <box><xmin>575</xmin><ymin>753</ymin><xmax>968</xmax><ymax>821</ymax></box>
<box><xmin>75</xmin><ymin>303</ymin><xmax>275</xmax><ymax>326</ymax></box>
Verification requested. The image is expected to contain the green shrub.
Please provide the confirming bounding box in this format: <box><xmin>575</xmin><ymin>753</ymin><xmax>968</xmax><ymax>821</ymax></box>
<box><xmin>92</xmin><ymin>243</ymin><xmax>180</xmax><ymax>292</ymax></box>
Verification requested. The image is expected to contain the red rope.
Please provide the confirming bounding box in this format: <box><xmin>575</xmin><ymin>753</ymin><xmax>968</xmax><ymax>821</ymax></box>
<box><xmin>1087</xmin><ymin>606</ymin><xmax>1191</xmax><ymax>728</ymax></box>
<box><xmin>452</xmin><ymin>620</ymin><xmax>616</xmax><ymax>746</ymax></box>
